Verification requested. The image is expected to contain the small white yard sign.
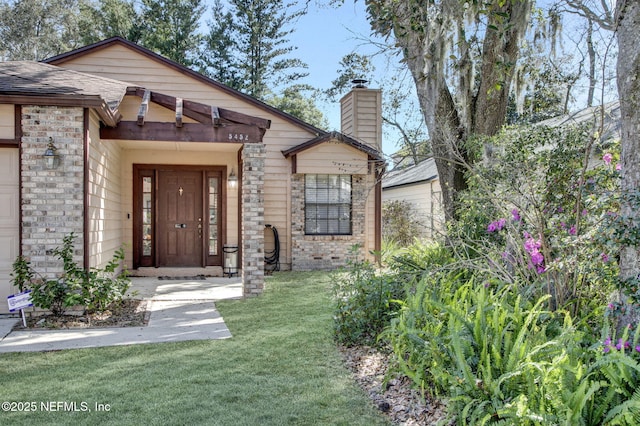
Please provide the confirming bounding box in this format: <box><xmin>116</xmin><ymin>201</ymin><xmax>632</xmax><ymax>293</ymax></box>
<box><xmin>7</xmin><ymin>290</ymin><xmax>33</xmax><ymax>312</ymax></box>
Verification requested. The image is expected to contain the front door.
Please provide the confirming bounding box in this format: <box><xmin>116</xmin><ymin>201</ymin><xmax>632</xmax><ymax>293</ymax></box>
<box><xmin>133</xmin><ymin>165</ymin><xmax>225</xmax><ymax>269</ymax></box>
<box><xmin>157</xmin><ymin>170</ymin><xmax>203</xmax><ymax>267</ymax></box>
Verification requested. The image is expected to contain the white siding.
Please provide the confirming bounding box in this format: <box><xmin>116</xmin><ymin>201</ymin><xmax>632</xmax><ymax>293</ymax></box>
<box><xmin>383</xmin><ymin>180</ymin><xmax>445</xmax><ymax>239</ymax></box>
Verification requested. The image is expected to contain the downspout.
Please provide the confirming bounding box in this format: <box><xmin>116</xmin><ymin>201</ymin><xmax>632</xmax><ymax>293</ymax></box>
<box><xmin>16</xmin><ymin>105</ymin><xmax>23</xmax><ymax>257</ymax></box>
<box><xmin>83</xmin><ymin>109</ymin><xmax>90</xmax><ymax>271</ymax></box>
<box><xmin>375</xmin><ymin>164</ymin><xmax>382</xmax><ymax>264</ymax></box>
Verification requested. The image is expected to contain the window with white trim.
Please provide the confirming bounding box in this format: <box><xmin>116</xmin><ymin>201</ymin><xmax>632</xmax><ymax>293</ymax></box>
<box><xmin>305</xmin><ymin>174</ymin><xmax>352</xmax><ymax>235</ymax></box>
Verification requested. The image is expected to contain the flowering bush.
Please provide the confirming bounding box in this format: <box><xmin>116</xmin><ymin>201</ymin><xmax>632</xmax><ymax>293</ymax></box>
<box><xmin>450</xmin><ymin>125</ymin><xmax>622</xmax><ymax>321</ymax></box>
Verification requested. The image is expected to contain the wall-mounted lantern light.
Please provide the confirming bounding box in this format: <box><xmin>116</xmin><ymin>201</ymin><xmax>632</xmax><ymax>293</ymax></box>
<box><xmin>43</xmin><ymin>137</ymin><xmax>60</xmax><ymax>170</ymax></box>
<box><xmin>228</xmin><ymin>167</ymin><xmax>238</xmax><ymax>188</ymax></box>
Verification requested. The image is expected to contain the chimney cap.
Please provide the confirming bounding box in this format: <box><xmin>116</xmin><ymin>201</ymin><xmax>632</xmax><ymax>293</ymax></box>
<box><xmin>352</xmin><ymin>78</ymin><xmax>368</xmax><ymax>88</ymax></box>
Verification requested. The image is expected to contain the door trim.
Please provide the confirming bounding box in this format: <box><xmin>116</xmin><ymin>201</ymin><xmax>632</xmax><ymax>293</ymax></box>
<box><xmin>133</xmin><ymin>164</ymin><xmax>227</xmax><ymax>269</ymax></box>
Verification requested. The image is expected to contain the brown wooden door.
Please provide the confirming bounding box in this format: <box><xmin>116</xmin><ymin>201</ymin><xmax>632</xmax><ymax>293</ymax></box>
<box><xmin>157</xmin><ymin>170</ymin><xmax>203</xmax><ymax>267</ymax></box>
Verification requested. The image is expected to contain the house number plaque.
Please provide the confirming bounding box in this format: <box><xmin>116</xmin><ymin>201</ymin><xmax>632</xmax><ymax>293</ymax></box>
<box><xmin>228</xmin><ymin>133</ymin><xmax>250</xmax><ymax>141</ymax></box>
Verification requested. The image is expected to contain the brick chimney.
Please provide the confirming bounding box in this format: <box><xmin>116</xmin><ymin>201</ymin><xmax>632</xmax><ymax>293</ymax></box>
<box><xmin>340</xmin><ymin>80</ymin><xmax>382</xmax><ymax>152</ymax></box>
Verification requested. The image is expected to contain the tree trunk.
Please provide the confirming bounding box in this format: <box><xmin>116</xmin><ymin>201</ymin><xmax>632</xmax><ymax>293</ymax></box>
<box><xmin>617</xmin><ymin>0</ymin><xmax>640</xmax><ymax>284</ymax></box>
<box><xmin>366</xmin><ymin>0</ymin><xmax>531</xmax><ymax>223</ymax></box>
<box><xmin>473</xmin><ymin>0</ymin><xmax>532</xmax><ymax>137</ymax></box>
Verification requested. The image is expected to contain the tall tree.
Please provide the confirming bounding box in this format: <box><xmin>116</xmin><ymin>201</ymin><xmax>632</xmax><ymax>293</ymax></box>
<box><xmin>616</xmin><ymin>1</ymin><xmax>640</xmax><ymax>299</ymax></box>
<box><xmin>266</xmin><ymin>84</ymin><xmax>329</xmax><ymax>129</ymax></box>
<box><xmin>78</xmin><ymin>0</ymin><xmax>141</xmax><ymax>45</ymax></box>
<box><xmin>139</xmin><ymin>0</ymin><xmax>204</xmax><ymax>67</ymax></box>
<box><xmin>0</xmin><ymin>0</ymin><xmax>89</xmax><ymax>60</ymax></box>
<box><xmin>200</xmin><ymin>0</ymin><xmax>309</xmax><ymax>100</ymax></box>
<box><xmin>363</xmin><ymin>0</ymin><xmax>533</xmax><ymax>222</ymax></box>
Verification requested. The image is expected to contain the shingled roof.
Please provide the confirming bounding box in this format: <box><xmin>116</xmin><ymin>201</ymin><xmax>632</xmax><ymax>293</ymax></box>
<box><xmin>382</xmin><ymin>157</ymin><xmax>439</xmax><ymax>189</ymax></box>
<box><xmin>0</xmin><ymin>61</ymin><xmax>129</xmax><ymax>126</ymax></box>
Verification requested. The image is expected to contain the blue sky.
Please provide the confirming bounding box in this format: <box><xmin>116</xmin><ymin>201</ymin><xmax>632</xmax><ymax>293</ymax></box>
<box><xmin>289</xmin><ymin>1</ymin><xmax>399</xmax><ymax>154</ymax></box>
<box><xmin>208</xmin><ymin>1</ymin><xmax>405</xmax><ymax>156</ymax></box>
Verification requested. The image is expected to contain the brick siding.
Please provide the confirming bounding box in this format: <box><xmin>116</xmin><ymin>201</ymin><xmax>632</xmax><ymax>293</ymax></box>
<box><xmin>20</xmin><ymin>106</ymin><xmax>85</xmax><ymax>275</ymax></box>
<box><xmin>290</xmin><ymin>173</ymin><xmax>371</xmax><ymax>270</ymax></box>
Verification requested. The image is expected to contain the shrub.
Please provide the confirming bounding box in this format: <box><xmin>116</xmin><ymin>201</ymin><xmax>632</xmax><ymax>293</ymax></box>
<box><xmin>332</xmin><ymin>244</ymin><xmax>404</xmax><ymax>346</ymax></box>
<box><xmin>11</xmin><ymin>233</ymin><xmax>130</xmax><ymax>316</ymax></box>
<box><xmin>382</xmin><ymin>200</ymin><xmax>424</xmax><ymax>246</ymax></box>
<box><xmin>450</xmin><ymin>125</ymin><xmax>621</xmax><ymax>319</ymax></box>
<box><xmin>378</xmin><ymin>123</ymin><xmax>640</xmax><ymax>424</ymax></box>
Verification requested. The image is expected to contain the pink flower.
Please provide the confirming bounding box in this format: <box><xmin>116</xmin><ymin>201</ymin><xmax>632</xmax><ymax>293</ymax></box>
<box><xmin>487</xmin><ymin>218</ymin><xmax>506</xmax><ymax>233</ymax></box>
<box><xmin>511</xmin><ymin>209</ymin><xmax>521</xmax><ymax>222</ymax></box>
<box><xmin>616</xmin><ymin>163</ymin><xmax>622</xmax><ymax>171</ymax></box>
<box><xmin>601</xmin><ymin>253</ymin><xmax>609</xmax><ymax>262</ymax></box>
<box><xmin>530</xmin><ymin>251</ymin><xmax>544</xmax><ymax>266</ymax></box>
<box><xmin>603</xmin><ymin>153</ymin><xmax>613</xmax><ymax>165</ymax></box>
<box><xmin>569</xmin><ymin>225</ymin><xmax>577</xmax><ymax>235</ymax></box>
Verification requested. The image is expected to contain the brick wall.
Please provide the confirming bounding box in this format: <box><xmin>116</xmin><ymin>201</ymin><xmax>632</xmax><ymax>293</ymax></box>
<box><xmin>20</xmin><ymin>106</ymin><xmax>85</xmax><ymax>275</ymax></box>
<box><xmin>241</xmin><ymin>143</ymin><xmax>266</xmax><ymax>296</ymax></box>
<box><xmin>291</xmin><ymin>173</ymin><xmax>370</xmax><ymax>271</ymax></box>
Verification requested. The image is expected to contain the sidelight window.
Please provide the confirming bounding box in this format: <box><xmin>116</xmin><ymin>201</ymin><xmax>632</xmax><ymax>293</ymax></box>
<box><xmin>142</xmin><ymin>176</ymin><xmax>153</xmax><ymax>256</ymax></box>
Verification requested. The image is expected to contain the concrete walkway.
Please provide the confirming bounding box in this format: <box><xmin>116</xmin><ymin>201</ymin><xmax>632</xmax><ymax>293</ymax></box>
<box><xmin>0</xmin><ymin>277</ymin><xmax>242</xmax><ymax>353</ymax></box>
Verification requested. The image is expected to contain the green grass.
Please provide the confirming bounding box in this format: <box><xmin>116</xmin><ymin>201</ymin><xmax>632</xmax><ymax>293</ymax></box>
<box><xmin>0</xmin><ymin>272</ymin><xmax>388</xmax><ymax>425</ymax></box>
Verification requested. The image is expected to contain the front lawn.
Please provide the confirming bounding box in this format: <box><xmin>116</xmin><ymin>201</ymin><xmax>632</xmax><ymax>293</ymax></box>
<box><xmin>0</xmin><ymin>272</ymin><xmax>387</xmax><ymax>425</ymax></box>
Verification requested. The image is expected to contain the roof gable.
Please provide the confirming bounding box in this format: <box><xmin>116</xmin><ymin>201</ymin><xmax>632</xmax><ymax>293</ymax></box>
<box><xmin>44</xmin><ymin>37</ymin><xmax>324</xmax><ymax>136</ymax></box>
<box><xmin>282</xmin><ymin>131</ymin><xmax>383</xmax><ymax>161</ymax></box>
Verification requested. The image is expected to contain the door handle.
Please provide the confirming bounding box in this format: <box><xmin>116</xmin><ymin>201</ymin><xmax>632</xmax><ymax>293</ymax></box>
<box><xmin>174</xmin><ymin>224</ymin><xmax>187</xmax><ymax>228</ymax></box>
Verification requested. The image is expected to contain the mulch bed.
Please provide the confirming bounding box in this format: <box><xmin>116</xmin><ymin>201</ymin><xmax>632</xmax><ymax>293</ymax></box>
<box><xmin>13</xmin><ymin>299</ymin><xmax>149</xmax><ymax>330</ymax></box>
<box><xmin>339</xmin><ymin>345</ymin><xmax>450</xmax><ymax>425</ymax></box>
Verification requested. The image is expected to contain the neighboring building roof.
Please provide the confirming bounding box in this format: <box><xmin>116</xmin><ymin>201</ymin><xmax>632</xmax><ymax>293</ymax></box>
<box><xmin>537</xmin><ymin>100</ymin><xmax>620</xmax><ymax>142</ymax></box>
<box><xmin>44</xmin><ymin>37</ymin><xmax>325</xmax><ymax>137</ymax></box>
<box><xmin>382</xmin><ymin>157</ymin><xmax>438</xmax><ymax>189</ymax></box>
<box><xmin>0</xmin><ymin>61</ymin><xmax>128</xmax><ymax>126</ymax></box>
<box><xmin>282</xmin><ymin>130</ymin><xmax>384</xmax><ymax>162</ymax></box>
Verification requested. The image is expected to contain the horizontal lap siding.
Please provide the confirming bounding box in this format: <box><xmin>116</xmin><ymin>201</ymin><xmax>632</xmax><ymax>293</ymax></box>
<box><xmin>339</xmin><ymin>89</ymin><xmax>382</xmax><ymax>152</ymax></box>
<box><xmin>88</xmin><ymin>111</ymin><xmax>124</xmax><ymax>269</ymax></box>
<box><xmin>382</xmin><ymin>180</ymin><xmax>444</xmax><ymax>239</ymax></box>
<box><xmin>296</xmin><ymin>143</ymin><xmax>369</xmax><ymax>175</ymax></box>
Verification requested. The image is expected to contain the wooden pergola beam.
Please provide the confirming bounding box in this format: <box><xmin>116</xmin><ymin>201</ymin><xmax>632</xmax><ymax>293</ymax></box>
<box><xmin>128</xmin><ymin>87</ymin><xmax>271</xmax><ymax>129</ymax></box>
<box><xmin>137</xmin><ymin>89</ymin><xmax>150</xmax><ymax>126</ymax></box>
<box><xmin>176</xmin><ymin>97</ymin><xmax>183</xmax><ymax>128</ymax></box>
<box><xmin>211</xmin><ymin>106</ymin><xmax>220</xmax><ymax>127</ymax></box>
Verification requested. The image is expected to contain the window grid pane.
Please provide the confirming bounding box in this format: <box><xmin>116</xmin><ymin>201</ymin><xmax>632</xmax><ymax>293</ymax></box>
<box><xmin>209</xmin><ymin>177</ymin><xmax>219</xmax><ymax>256</ymax></box>
<box><xmin>142</xmin><ymin>177</ymin><xmax>152</xmax><ymax>256</ymax></box>
<box><xmin>304</xmin><ymin>174</ymin><xmax>352</xmax><ymax>235</ymax></box>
